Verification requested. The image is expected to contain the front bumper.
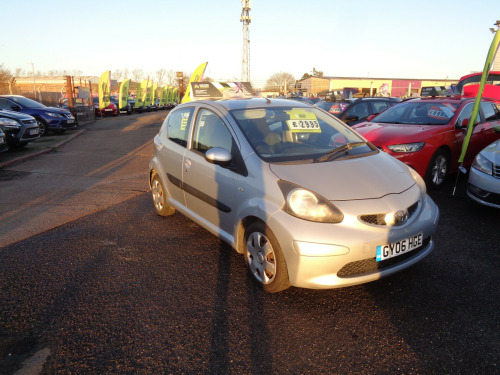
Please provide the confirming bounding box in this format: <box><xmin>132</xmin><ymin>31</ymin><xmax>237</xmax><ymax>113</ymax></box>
<box><xmin>267</xmin><ymin>189</ymin><xmax>440</xmax><ymax>289</ymax></box>
<box><xmin>467</xmin><ymin>167</ymin><xmax>500</xmax><ymax>208</ymax></box>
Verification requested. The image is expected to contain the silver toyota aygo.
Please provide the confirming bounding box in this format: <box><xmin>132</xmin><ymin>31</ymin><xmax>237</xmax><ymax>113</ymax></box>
<box><xmin>149</xmin><ymin>98</ymin><xmax>439</xmax><ymax>292</ymax></box>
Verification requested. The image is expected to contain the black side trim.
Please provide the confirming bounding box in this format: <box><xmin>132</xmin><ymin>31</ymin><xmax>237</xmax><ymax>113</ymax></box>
<box><xmin>166</xmin><ymin>173</ymin><xmax>232</xmax><ymax>213</ymax></box>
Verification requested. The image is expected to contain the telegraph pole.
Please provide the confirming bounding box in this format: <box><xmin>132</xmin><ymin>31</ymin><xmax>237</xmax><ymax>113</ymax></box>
<box><xmin>240</xmin><ymin>0</ymin><xmax>251</xmax><ymax>82</ymax></box>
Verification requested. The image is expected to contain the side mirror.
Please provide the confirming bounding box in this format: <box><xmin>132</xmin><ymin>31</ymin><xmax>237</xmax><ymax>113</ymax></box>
<box><xmin>205</xmin><ymin>147</ymin><xmax>232</xmax><ymax>166</ymax></box>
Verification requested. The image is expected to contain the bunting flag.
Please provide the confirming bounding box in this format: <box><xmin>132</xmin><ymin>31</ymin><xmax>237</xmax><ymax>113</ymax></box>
<box><xmin>458</xmin><ymin>26</ymin><xmax>500</xmax><ymax>163</ymax></box>
<box><xmin>119</xmin><ymin>79</ymin><xmax>130</xmax><ymax>109</ymax></box>
<box><xmin>98</xmin><ymin>71</ymin><xmax>111</xmax><ymax>110</ymax></box>
<box><xmin>181</xmin><ymin>62</ymin><xmax>207</xmax><ymax>104</ymax></box>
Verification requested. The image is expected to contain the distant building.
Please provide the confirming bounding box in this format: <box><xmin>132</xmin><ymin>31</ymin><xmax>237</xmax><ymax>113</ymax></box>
<box><xmin>297</xmin><ymin>76</ymin><xmax>459</xmax><ymax>98</ymax></box>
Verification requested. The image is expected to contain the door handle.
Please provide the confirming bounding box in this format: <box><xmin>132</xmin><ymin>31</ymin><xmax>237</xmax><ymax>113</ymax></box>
<box><xmin>184</xmin><ymin>158</ymin><xmax>192</xmax><ymax>170</ymax></box>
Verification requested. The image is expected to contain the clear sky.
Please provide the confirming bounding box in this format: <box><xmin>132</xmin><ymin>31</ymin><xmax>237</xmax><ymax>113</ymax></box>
<box><xmin>1</xmin><ymin>0</ymin><xmax>499</xmax><ymax>88</ymax></box>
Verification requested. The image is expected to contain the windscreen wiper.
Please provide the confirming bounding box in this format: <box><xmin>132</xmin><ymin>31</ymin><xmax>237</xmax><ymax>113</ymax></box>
<box><xmin>314</xmin><ymin>143</ymin><xmax>352</xmax><ymax>163</ymax></box>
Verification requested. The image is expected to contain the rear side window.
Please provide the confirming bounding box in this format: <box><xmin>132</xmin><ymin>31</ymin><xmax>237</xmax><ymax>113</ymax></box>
<box><xmin>480</xmin><ymin>102</ymin><xmax>500</xmax><ymax>122</ymax></box>
<box><xmin>372</xmin><ymin>101</ymin><xmax>391</xmax><ymax>113</ymax></box>
<box><xmin>167</xmin><ymin>107</ymin><xmax>194</xmax><ymax>147</ymax></box>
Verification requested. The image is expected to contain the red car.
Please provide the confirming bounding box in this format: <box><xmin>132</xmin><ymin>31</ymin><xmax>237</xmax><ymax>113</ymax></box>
<box><xmin>92</xmin><ymin>96</ymin><xmax>118</xmax><ymax>116</ymax></box>
<box><xmin>352</xmin><ymin>96</ymin><xmax>500</xmax><ymax>189</ymax></box>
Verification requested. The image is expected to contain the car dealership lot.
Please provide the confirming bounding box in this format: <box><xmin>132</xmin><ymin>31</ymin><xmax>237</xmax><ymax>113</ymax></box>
<box><xmin>0</xmin><ymin>111</ymin><xmax>499</xmax><ymax>374</ymax></box>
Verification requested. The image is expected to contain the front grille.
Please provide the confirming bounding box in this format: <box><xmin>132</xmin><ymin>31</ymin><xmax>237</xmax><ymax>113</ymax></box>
<box><xmin>337</xmin><ymin>237</ymin><xmax>431</xmax><ymax>278</ymax></box>
<box><xmin>22</xmin><ymin>119</ymin><xmax>37</xmax><ymax>125</ymax></box>
<box><xmin>359</xmin><ymin>201</ymin><xmax>419</xmax><ymax>226</ymax></box>
<box><xmin>493</xmin><ymin>164</ymin><xmax>500</xmax><ymax>179</ymax></box>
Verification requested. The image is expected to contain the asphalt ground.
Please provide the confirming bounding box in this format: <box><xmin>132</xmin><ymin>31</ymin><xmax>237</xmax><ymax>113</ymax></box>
<box><xmin>0</xmin><ymin>112</ymin><xmax>499</xmax><ymax>374</ymax></box>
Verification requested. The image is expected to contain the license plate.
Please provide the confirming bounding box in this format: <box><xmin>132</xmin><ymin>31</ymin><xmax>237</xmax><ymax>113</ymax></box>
<box><xmin>104</xmin><ymin>109</ymin><xmax>112</xmax><ymax>112</ymax></box>
<box><xmin>67</xmin><ymin>119</ymin><xmax>75</xmax><ymax>124</ymax></box>
<box><xmin>376</xmin><ymin>232</ymin><xmax>423</xmax><ymax>261</ymax></box>
<box><xmin>29</xmin><ymin>128</ymin><xmax>39</xmax><ymax>135</ymax></box>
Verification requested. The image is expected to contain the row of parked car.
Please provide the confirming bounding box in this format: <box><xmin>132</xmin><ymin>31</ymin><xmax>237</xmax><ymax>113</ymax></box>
<box><xmin>94</xmin><ymin>96</ymin><xmax>177</xmax><ymax>117</ymax></box>
<box><xmin>0</xmin><ymin>95</ymin><xmax>77</xmax><ymax>150</ymax></box>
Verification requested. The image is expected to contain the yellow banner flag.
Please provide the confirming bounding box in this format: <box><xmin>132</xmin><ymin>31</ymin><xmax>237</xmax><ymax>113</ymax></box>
<box><xmin>181</xmin><ymin>62</ymin><xmax>207</xmax><ymax>104</ymax></box>
<box><xmin>98</xmin><ymin>71</ymin><xmax>111</xmax><ymax>110</ymax></box>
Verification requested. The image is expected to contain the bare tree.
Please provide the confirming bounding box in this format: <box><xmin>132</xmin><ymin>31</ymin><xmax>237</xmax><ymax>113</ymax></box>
<box><xmin>131</xmin><ymin>68</ymin><xmax>144</xmax><ymax>82</ymax></box>
<box><xmin>0</xmin><ymin>64</ymin><xmax>12</xmax><ymax>94</ymax></box>
<box><xmin>112</xmin><ymin>69</ymin><xmax>123</xmax><ymax>81</ymax></box>
<box><xmin>122</xmin><ymin>68</ymin><xmax>130</xmax><ymax>80</ymax></box>
<box><xmin>14</xmin><ymin>68</ymin><xmax>24</xmax><ymax>77</ymax></box>
<box><xmin>156</xmin><ymin>68</ymin><xmax>166</xmax><ymax>86</ymax></box>
<box><xmin>264</xmin><ymin>72</ymin><xmax>296</xmax><ymax>94</ymax></box>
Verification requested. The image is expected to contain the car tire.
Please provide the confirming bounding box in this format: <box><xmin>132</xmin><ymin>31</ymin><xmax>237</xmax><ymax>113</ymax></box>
<box><xmin>36</xmin><ymin>119</ymin><xmax>48</xmax><ymax>137</ymax></box>
<box><xmin>244</xmin><ymin>221</ymin><xmax>290</xmax><ymax>293</ymax></box>
<box><xmin>425</xmin><ymin>149</ymin><xmax>449</xmax><ymax>190</ymax></box>
<box><xmin>151</xmin><ymin>174</ymin><xmax>175</xmax><ymax>216</ymax></box>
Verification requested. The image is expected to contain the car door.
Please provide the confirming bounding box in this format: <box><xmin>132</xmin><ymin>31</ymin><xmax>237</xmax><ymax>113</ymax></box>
<box><xmin>182</xmin><ymin>107</ymin><xmax>242</xmax><ymax>238</ymax></box>
<box><xmin>453</xmin><ymin>101</ymin><xmax>497</xmax><ymax>165</ymax></box>
<box><xmin>157</xmin><ymin>105</ymin><xmax>196</xmax><ymax>207</ymax></box>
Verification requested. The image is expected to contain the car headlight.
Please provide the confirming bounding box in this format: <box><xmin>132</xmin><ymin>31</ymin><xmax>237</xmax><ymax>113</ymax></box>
<box><xmin>472</xmin><ymin>153</ymin><xmax>493</xmax><ymax>176</ymax></box>
<box><xmin>0</xmin><ymin>118</ymin><xmax>21</xmax><ymax>128</ymax></box>
<box><xmin>387</xmin><ymin>142</ymin><xmax>425</xmax><ymax>153</ymax></box>
<box><xmin>278</xmin><ymin>180</ymin><xmax>344</xmax><ymax>223</ymax></box>
<box><xmin>408</xmin><ymin>166</ymin><xmax>427</xmax><ymax>197</ymax></box>
<box><xmin>46</xmin><ymin>112</ymin><xmax>61</xmax><ymax>118</ymax></box>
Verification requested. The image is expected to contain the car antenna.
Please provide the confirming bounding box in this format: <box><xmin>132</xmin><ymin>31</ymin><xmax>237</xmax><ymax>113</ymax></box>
<box><xmin>266</xmin><ymin>98</ymin><xmax>271</xmax><ymax>104</ymax></box>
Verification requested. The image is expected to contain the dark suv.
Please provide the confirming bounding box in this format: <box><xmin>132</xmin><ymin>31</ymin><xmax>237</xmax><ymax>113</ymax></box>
<box><xmin>315</xmin><ymin>97</ymin><xmax>401</xmax><ymax>126</ymax></box>
<box><xmin>0</xmin><ymin>109</ymin><xmax>40</xmax><ymax>148</ymax></box>
<box><xmin>0</xmin><ymin>95</ymin><xmax>76</xmax><ymax>136</ymax></box>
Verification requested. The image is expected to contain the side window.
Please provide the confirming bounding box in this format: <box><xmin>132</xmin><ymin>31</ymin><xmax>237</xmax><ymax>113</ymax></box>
<box><xmin>167</xmin><ymin>107</ymin><xmax>194</xmax><ymax>147</ymax></box>
<box><xmin>346</xmin><ymin>102</ymin><xmax>369</xmax><ymax>119</ymax></box>
<box><xmin>372</xmin><ymin>101</ymin><xmax>390</xmax><ymax>114</ymax></box>
<box><xmin>480</xmin><ymin>102</ymin><xmax>500</xmax><ymax>122</ymax></box>
<box><xmin>0</xmin><ymin>99</ymin><xmax>12</xmax><ymax>110</ymax></box>
<box><xmin>457</xmin><ymin>103</ymin><xmax>474</xmax><ymax>127</ymax></box>
<box><xmin>193</xmin><ymin>109</ymin><xmax>233</xmax><ymax>153</ymax></box>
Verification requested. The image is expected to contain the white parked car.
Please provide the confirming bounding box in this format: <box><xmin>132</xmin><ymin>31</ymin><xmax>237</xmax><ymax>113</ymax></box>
<box><xmin>148</xmin><ymin>98</ymin><xmax>440</xmax><ymax>292</ymax></box>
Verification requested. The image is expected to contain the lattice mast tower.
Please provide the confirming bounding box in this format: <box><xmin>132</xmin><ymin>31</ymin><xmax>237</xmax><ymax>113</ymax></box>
<box><xmin>240</xmin><ymin>0</ymin><xmax>251</xmax><ymax>82</ymax></box>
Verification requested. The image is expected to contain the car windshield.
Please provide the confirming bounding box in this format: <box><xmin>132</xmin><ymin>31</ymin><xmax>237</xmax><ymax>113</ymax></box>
<box><xmin>8</xmin><ymin>96</ymin><xmax>47</xmax><ymax>109</ymax></box>
<box><xmin>371</xmin><ymin>101</ymin><xmax>459</xmax><ymax>125</ymax></box>
<box><xmin>230</xmin><ymin>106</ymin><xmax>375</xmax><ymax>163</ymax></box>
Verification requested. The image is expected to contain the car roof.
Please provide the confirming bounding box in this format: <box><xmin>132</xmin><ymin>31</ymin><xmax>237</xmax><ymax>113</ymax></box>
<box><xmin>404</xmin><ymin>96</ymin><xmax>495</xmax><ymax>104</ymax></box>
<box><xmin>181</xmin><ymin>97</ymin><xmax>312</xmax><ymax>111</ymax></box>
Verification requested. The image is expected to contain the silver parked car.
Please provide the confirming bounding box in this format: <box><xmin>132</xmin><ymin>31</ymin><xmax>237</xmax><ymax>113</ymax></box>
<box><xmin>467</xmin><ymin>127</ymin><xmax>500</xmax><ymax>208</ymax></box>
<box><xmin>148</xmin><ymin>98</ymin><xmax>439</xmax><ymax>292</ymax></box>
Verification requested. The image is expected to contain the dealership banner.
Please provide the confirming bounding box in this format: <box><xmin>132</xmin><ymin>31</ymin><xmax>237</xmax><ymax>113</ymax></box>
<box><xmin>134</xmin><ymin>80</ymin><xmax>146</xmax><ymax>108</ymax></box>
<box><xmin>98</xmin><ymin>71</ymin><xmax>111</xmax><ymax>110</ymax></box>
<box><xmin>151</xmin><ymin>82</ymin><xmax>158</xmax><ymax>105</ymax></box>
<box><xmin>181</xmin><ymin>62</ymin><xmax>207</xmax><ymax>104</ymax></box>
<box><xmin>459</xmin><ymin>26</ymin><xmax>500</xmax><ymax>163</ymax></box>
<box><xmin>119</xmin><ymin>79</ymin><xmax>130</xmax><ymax>109</ymax></box>
<box><xmin>189</xmin><ymin>81</ymin><xmax>253</xmax><ymax>101</ymax></box>
<box><xmin>172</xmin><ymin>87</ymin><xmax>179</xmax><ymax>103</ymax></box>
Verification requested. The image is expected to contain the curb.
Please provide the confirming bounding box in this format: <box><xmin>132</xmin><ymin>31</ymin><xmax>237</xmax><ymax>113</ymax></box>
<box><xmin>0</xmin><ymin>129</ymin><xmax>86</xmax><ymax>169</ymax></box>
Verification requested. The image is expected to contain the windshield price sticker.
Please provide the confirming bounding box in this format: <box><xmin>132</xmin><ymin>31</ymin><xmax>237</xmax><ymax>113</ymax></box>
<box><xmin>376</xmin><ymin>232</ymin><xmax>423</xmax><ymax>261</ymax></box>
<box><xmin>286</xmin><ymin>119</ymin><xmax>321</xmax><ymax>132</ymax></box>
<box><xmin>286</xmin><ymin>109</ymin><xmax>321</xmax><ymax>133</ymax></box>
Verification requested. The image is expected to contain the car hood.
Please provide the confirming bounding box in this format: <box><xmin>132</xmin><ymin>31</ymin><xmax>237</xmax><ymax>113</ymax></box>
<box><xmin>353</xmin><ymin>121</ymin><xmax>442</xmax><ymax>145</ymax></box>
<box><xmin>480</xmin><ymin>139</ymin><xmax>500</xmax><ymax>164</ymax></box>
<box><xmin>43</xmin><ymin>107</ymin><xmax>71</xmax><ymax>115</ymax></box>
<box><xmin>269</xmin><ymin>152</ymin><xmax>415</xmax><ymax>201</ymax></box>
<box><xmin>0</xmin><ymin>109</ymin><xmax>35</xmax><ymax>121</ymax></box>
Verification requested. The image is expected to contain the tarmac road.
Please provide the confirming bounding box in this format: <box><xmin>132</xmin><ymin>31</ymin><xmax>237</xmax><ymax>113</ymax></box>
<box><xmin>0</xmin><ymin>112</ymin><xmax>499</xmax><ymax>374</ymax></box>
